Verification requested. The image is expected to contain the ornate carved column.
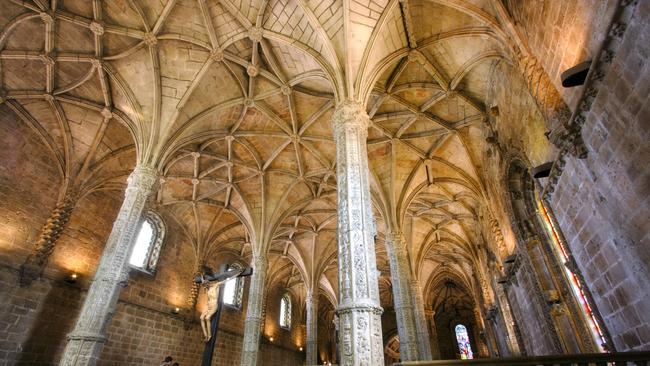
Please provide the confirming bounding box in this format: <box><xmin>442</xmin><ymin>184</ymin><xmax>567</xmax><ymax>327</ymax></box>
<box><xmin>332</xmin><ymin>101</ymin><xmax>384</xmax><ymax>366</ymax></box>
<box><xmin>424</xmin><ymin>308</ymin><xmax>440</xmax><ymax>359</ymax></box>
<box><xmin>19</xmin><ymin>191</ymin><xmax>76</xmax><ymax>286</ymax></box>
<box><xmin>306</xmin><ymin>290</ymin><xmax>319</xmax><ymax>365</ymax></box>
<box><xmin>385</xmin><ymin>232</ymin><xmax>420</xmax><ymax>360</ymax></box>
<box><xmin>240</xmin><ymin>256</ymin><xmax>268</xmax><ymax>366</ymax></box>
<box><xmin>60</xmin><ymin>166</ymin><xmax>158</xmax><ymax>366</ymax></box>
<box><xmin>410</xmin><ymin>279</ymin><xmax>432</xmax><ymax>359</ymax></box>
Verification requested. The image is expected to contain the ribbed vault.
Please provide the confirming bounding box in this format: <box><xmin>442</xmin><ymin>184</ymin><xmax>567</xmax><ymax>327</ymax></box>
<box><xmin>1</xmin><ymin>0</ymin><xmax>553</xmax><ymax>361</ymax></box>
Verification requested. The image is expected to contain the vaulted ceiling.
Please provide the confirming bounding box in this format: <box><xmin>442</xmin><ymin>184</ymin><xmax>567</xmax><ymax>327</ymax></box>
<box><xmin>1</xmin><ymin>0</ymin><xmax>543</xmax><ymax>311</ymax></box>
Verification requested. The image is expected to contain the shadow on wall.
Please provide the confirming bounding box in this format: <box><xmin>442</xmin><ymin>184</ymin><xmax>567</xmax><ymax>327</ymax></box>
<box><xmin>16</xmin><ymin>279</ymin><xmax>84</xmax><ymax>364</ymax></box>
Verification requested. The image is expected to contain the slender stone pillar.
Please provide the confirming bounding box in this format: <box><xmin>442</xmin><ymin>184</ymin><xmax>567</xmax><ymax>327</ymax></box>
<box><xmin>425</xmin><ymin>308</ymin><xmax>440</xmax><ymax>359</ymax></box>
<box><xmin>410</xmin><ymin>279</ymin><xmax>432</xmax><ymax>359</ymax></box>
<box><xmin>385</xmin><ymin>232</ymin><xmax>420</xmax><ymax>360</ymax></box>
<box><xmin>332</xmin><ymin>101</ymin><xmax>384</xmax><ymax>366</ymax></box>
<box><xmin>306</xmin><ymin>290</ymin><xmax>319</xmax><ymax>365</ymax></box>
<box><xmin>60</xmin><ymin>166</ymin><xmax>158</xmax><ymax>366</ymax></box>
<box><xmin>240</xmin><ymin>256</ymin><xmax>268</xmax><ymax>366</ymax></box>
<box><xmin>495</xmin><ymin>282</ymin><xmax>521</xmax><ymax>355</ymax></box>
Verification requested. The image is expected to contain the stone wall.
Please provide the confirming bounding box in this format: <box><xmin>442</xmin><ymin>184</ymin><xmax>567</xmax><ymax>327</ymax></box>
<box><xmin>504</xmin><ymin>265</ymin><xmax>556</xmax><ymax>356</ymax></box>
<box><xmin>0</xmin><ymin>265</ymin><xmax>202</xmax><ymax>366</ymax></box>
<box><xmin>262</xmin><ymin>284</ymin><xmax>304</xmax><ymax>354</ymax></box>
<box><xmin>0</xmin><ymin>105</ymin><xmax>61</xmax><ymax>268</ymax></box>
<box><xmin>549</xmin><ymin>1</ymin><xmax>650</xmax><ymax>351</ymax></box>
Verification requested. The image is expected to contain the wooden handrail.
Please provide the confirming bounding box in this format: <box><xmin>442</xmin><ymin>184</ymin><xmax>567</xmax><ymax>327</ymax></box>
<box><xmin>394</xmin><ymin>351</ymin><xmax>650</xmax><ymax>366</ymax></box>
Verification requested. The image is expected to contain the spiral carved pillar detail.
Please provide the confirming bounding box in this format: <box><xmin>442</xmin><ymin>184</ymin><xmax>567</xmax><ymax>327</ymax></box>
<box><xmin>19</xmin><ymin>192</ymin><xmax>76</xmax><ymax>286</ymax></box>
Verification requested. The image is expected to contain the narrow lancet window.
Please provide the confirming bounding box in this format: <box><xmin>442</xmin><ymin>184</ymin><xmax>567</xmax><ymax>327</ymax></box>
<box><xmin>279</xmin><ymin>293</ymin><xmax>292</xmax><ymax>329</ymax></box>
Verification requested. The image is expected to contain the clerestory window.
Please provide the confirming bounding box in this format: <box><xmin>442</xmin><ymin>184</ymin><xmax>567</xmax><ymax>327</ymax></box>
<box><xmin>129</xmin><ymin>211</ymin><xmax>165</xmax><ymax>273</ymax></box>
<box><xmin>279</xmin><ymin>293</ymin><xmax>292</xmax><ymax>329</ymax></box>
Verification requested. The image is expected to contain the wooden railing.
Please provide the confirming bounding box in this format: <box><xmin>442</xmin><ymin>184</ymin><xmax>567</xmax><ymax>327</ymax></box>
<box><xmin>394</xmin><ymin>352</ymin><xmax>650</xmax><ymax>366</ymax></box>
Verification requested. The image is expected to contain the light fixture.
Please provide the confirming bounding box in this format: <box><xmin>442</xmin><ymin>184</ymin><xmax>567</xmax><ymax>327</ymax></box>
<box><xmin>561</xmin><ymin>61</ymin><xmax>591</xmax><ymax>87</ymax></box>
<box><xmin>65</xmin><ymin>272</ymin><xmax>78</xmax><ymax>284</ymax></box>
<box><xmin>504</xmin><ymin>255</ymin><xmax>517</xmax><ymax>264</ymax></box>
<box><xmin>299</xmin><ymin>347</ymin><xmax>303</xmax><ymax>351</ymax></box>
<box><xmin>269</xmin><ymin>337</ymin><xmax>274</xmax><ymax>342</ymax></box>
<box><xmin>171</xmin><ymin>307</ymin><xmax>180</xmax><ymax>314</ymax></box>
<box><xmin>532</xmin><ymin>162</ymin><xmax>554</xmax><ymax>178</ymax></box>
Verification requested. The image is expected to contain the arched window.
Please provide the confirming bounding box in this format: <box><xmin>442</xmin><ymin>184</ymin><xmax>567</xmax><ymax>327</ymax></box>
<box><xmin>129</xmin><ymin>211</ymin><xmax>165</xmax><ymax>273</ymax></box>
<box><xmin>222</xmin><ymin>263</ymin><xmax>244</xmax><ymax>307</ymax></box>
<box><xmin>538</xmin><ymin>199</ymin><xmax>608</xmax><ymax>350</ymax></box>
<box><xmin>454</xmin><ymin>324</ymin><xmax>473</xmax><ymax>359</ymax></box>
<box><xmin>279</xmin><ymin>293</ymin><xmax>292</xmax><ymax>329</ymax></box>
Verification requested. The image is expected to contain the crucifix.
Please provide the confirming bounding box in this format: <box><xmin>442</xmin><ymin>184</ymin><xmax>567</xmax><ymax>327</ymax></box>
<box><xmin>195</xmin><ymin>265</ymin><xmax>253</xmax><ymax>366</ymax></box>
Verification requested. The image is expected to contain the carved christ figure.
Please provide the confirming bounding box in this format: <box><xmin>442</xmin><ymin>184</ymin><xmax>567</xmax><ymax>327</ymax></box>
<box><xmin>196</xmin><ymin>266</ymin><xmax>251</xmax><ymax>342</ymax></box>
<box><xmin>200</xmin><ymin>276</ymin><xmax>224</xmax><ymax>342</ymax></box>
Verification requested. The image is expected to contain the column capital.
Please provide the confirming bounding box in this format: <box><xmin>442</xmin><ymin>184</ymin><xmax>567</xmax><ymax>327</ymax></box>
<box><xmin>386</xmin><ymin>231</ymin><xmax>406</xmax><ymax>243</ymax></box>
<box><xmin>127</xmin><ymin>165</ymin><xmax>159</xmax><ymax>191</ymax></box>
<box><xmin>306</xmin><ymin>288</ymin><xmax>320</xmax><ymax>300</ymax></box>
<box><xmin>409</xmin><ymin>278</ymin><xmax>421</xmax><ymax>288</ymax></box>
<box><xmin>332</xmin><ymin>100</ymin><xmax>369</xmax><ymax>133</ymax></box>
<box><xmin>253</xmin><ymin>256</ymin><xmax>268</xmax><ymax>273</ymax></box>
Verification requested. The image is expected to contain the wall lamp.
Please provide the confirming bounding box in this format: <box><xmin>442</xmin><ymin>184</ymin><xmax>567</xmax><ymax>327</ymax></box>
<box><xmin>561</xmin><ymin>61</ymin><xmax>592</xmax><ymax>87</ymax></box>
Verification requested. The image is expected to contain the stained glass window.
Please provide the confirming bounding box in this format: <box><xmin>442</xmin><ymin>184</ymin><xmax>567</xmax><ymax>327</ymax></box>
<box><xmin>538</xmin><ymin>199</ymin><xmax>608</xmax><ymax>351</ymax></box>
<box><xmin>280</xmin><ymin>293</ymin><xmax>291</xmax><ymax>329</ymax></box>
<box><xmin>455</xmin><ymin>324</ymin><xmax>473</xmax><ymax>359</ymax></box>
